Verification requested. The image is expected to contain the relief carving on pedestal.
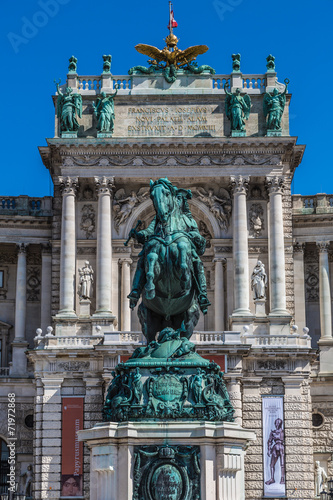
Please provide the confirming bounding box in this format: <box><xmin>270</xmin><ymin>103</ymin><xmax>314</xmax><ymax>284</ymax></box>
<box><xmin>113</xmin><ymin>188</ymin><xmax>149</xmax><ymax>232</ymax></box>
<box><xmin>198</xmin><ymin>221</ymin><xmax>212</xmax><ymax>248</ymax></box>
<box><xmin>195</xmin><ymin>187</ymin><xmax>232</xmax><ymax>231</ymax></box>
<box><xmin>305</xmin><ymin>264</ymin><xmax>319</xmax><ymax>301</ymax></box>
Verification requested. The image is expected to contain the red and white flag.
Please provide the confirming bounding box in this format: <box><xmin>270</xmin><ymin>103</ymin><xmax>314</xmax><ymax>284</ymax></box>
<box><xmin>168</xmin><ymin>3</ymin><xmax>178</xmax><ymax>30</ymax></box>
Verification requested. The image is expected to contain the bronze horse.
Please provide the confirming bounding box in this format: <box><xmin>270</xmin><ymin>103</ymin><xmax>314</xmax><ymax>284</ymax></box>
<box><xmin>128</xmin><ymin>178</ymin><xmax>210</xmax><ymax>343</ymax></box>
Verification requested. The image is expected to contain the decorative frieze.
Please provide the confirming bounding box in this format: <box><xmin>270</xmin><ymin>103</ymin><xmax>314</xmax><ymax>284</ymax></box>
<box><xmin>249</xmin><ymin>203</ymin><xmax>264</xmax><ymax>237</ymax></box>
<box><xmin>195</xmin><ymin>186</ymin><xmax>232</xmax><ymax>231</ymax></box>
<box><xmin>27</xmin><ymin>267</ymin><xmax>41</xmax><ymax>302</ymax></box>
<box><xmin>113</xmin><ymin>187</ymin><xmax>149</xmax><ymax>232</ymax></box>
<box><xmin>80</xmin><ymin>204</ymin><xmax>96</xmax><ymax>239</ymax></box>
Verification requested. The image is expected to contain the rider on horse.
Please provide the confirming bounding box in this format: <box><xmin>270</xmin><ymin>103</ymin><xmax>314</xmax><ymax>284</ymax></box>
<box><xmin>127</xmin><ymin>178</ymin><xmax>211</xmax><ymax>314</ymax></box>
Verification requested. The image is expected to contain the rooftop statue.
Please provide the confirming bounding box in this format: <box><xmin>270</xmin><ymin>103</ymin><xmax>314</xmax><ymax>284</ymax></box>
<box><xmin>93</xmin><ymin>86</ymin><xmax>118</xmax><ymax>134</ymax></box>
<box><xmin>55</xmin><ymin>80</ymin><xmax>82</xmax><ymax>133</ymax></box>
<box><xmin>127</xmin><ymin>178</ymin><xmax>211</xmax><ymax>342</ymax></box>
<box><xmin>263</xmin><ymin>79</ymin><xmax>289</xmax><ymax>132</ymax></box>
<box><xmin>224</xmin><ymin>83</ymin><xmax>251</xmax><ymax>132</ymax></box>
<box><xmin>129</xmin><ymin>33</ymin><xmax>215</xmax><ymax>84</ymax></box>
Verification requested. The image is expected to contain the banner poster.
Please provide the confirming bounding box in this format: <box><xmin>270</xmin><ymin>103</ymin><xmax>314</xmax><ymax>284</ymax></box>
<box><xmin>262</xmin><ymin>396</ymin><xmax>286</xmax><ymax>497</ymax></box>
<box><xmin>62</xmin><ymin>397</ymin><xmax>84</xmax><ymax>497</ymax></box>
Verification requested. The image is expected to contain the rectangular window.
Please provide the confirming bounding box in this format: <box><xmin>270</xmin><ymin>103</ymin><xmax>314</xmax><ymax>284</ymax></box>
<box><xmin>0</xmin><ymin>271</ymin><xmax>3</xmax><ymax>288</ymax></box>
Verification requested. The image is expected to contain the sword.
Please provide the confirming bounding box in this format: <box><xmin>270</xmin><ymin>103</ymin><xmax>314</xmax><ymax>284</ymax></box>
<box><xmin>124</xmin><ymin>220</ymin><xmax>142</xmax><ymax>247</ymax></box>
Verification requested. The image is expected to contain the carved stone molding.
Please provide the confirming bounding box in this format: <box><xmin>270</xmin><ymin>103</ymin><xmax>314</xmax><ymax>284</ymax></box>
<box><xmin>58</xmin><ymin>176</ymin><xmax>78</xmax><ymax>195</ymax></box>
<box><xmin>77</xmin><ymin>247</ymin><xmax>96</xmax><ymax>255</ymax></box>
<box><xmin>248</xmin><ymin>246</ymin><xmax>268</xmax><ymax>254</ymax></box>
<box><xmin>305</xmin><ymin>263</ymin><xmax>319</xmax><ymax>301</ymax></box>
<box><xmin>113</xmin><ymin>187</ymin><xmax>149</xmax><ymax>233</ymax></box>
<box><xmin>214</xmin><ymin>246</ymin><xmax>232</xmax><ymax>253</ymax></box>
<box><xmin>257</xmin><ymin>360</ymin><xmax>286</xmax><ymax>371</ymax></box>
<box><xmin>230</xmin><ymin>175</ymin><xmax>249</xmax><ymax>195</ymax></box>
<box><xmin>0</xmin><ymin>251</ymin><xmax>17</xmax><ymax>264</ymax></box>
<box><xmin>58</xmin><ymin>361</ymin><xmax>90</xmax><ymax>372</ymax></box>
<box><xmin>194</xmin><ymin>187</ymin><xmax>232</xmax><ymax>231</ymax></box>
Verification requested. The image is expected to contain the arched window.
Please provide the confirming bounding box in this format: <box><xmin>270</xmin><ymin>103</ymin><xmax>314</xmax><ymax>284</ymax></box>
<box><xmin>0</xmin><ymin>438</ymin><xmax>9</xmax><ymax>494</ymax></box>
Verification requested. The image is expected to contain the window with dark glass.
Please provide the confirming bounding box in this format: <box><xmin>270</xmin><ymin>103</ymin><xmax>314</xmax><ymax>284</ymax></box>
<box><xmin>0</xmin><ymin>271</ymin><xmax>3</xmax><ymax>288</ymax></box>
<box><xmin>0</xmin><ymin>439</ymin><xmax>9</xmax><ymax>494</ymax></box>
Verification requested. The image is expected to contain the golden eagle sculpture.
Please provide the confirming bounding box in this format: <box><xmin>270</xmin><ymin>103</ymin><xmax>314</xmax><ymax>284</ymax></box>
<box><xmin>129</xmin><ymin>34</ymin><xmax>215</xmax><ymax>84</ymax></box>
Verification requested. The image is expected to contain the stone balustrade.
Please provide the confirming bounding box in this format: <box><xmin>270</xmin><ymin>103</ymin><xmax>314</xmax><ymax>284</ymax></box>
<box><xmin>37</xmin><ymin>335</ymin><xmax>104</xmax><ymax>349</ymax></box>
<box><xmin>59</xmin><ymin>72</ymin><xmax>274</xmax><ymax>96</ymax></box>
<box><xmin>242</xmin><ymin>333</ymin><xmax>311</xmax><ymax>348</ymax></box>
<box><xmin>293</xmin><ymin>193</ymin><xmax>333</xmax><ymax>215</ymax></box>
<box><xmin>0</xmin><ymin>196</ymin><xmax>53</xmax><ymax>216</ymax></box>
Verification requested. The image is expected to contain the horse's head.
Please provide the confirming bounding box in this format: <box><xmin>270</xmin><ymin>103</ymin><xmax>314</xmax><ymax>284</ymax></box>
<box><xmin>150</xmin><ymin>178</ymin><xmax>177</xmax><ymax>224</ymax></box>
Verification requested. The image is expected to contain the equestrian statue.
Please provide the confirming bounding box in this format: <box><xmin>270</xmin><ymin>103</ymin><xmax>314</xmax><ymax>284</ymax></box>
<box><xmin>127</xmin><ymin>178</ymin><xmax>211</xmax><ymax>343</ymax></box>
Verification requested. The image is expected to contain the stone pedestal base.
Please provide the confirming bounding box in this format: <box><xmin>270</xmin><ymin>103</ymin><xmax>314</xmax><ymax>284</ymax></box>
<box><xmin>10</xmin><ymin>340</ymin><xmax>29</xmax><ymax>376</ymax></box>
<box><xmin>61</xmin><ymin>131</ymin><xmax>78</xmax><ymax>138</ymax></box>
<box><xmin>79</xmin><ymin>298</ymin><xmax>91</xmax><ymax>318</ymax></box>
<box><xmin>97</xmin><ymin>132</ymin><xmax>113</xmax><ymax>138</ymax></box>
<box><xmin>318</xmin><ymin>339</ymin><xmax>333</xmax><ymax>375</ymax></box>
<box><xmin>268</xmin><ymin>314</ymin><xmax>292</xmax><ymax>335</ymax></box>
<box><xmin>266</xmin><ymin>130</ymin><xmax>282</xmax><ymax>137</ymax></box>
<box><xmin>231</xmin><ymin>130</ymin><xmax>246</xmax><ymax>137</ymax></box>
<box><xmin>78</xmin><ymin>421</ymin><xmax>256</xmax><ymax>500</ymax></box>
<box><xmin>254</xmin><ymin>298</ymin><xmax>266</xmax><ymax>317</ymax></box>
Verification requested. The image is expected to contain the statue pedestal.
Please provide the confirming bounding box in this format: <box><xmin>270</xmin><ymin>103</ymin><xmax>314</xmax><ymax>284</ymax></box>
<box><xmin>97</xmin><ymin>132</ymin><xmax>113</xmax><ymax>138</ymax></box>
<box><xmin>61</xmin><ymin>131</ymin><xmax>78</xmax><ymax>138</ymax></box>
<box><xmin>266</xmin><ymin>130</ymin><xmax>282</xmax><ymax>137</ymax></box>
<box><xmin>79</xmin><ymin>298</ymin><xmax>91</xmax><ymax>318</ymax></box>
<box><xmin>78</xmin><ymin>421</ymin><xmax>256</xmax><ymax>500</ymax></box>
<box><xmin>231</xmin><ymin>130</ymin><xmax>246</xmax><ymax>137</ymax></box>
<box><xmin>254</xmin><ymin>298</ymin><xmax>266</xmax><ymax>317</ymax></box>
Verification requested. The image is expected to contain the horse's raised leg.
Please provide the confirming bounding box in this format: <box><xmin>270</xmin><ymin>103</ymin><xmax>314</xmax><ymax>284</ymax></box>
<box><xmin>177</xmin><ymin>240</ymin><xmax>190</xmax><ymax>289</ymax></box>
<box><xmin>145</xmin><ymin>251</ymin><xmax>158</xmax><ymax>299</ymax></box>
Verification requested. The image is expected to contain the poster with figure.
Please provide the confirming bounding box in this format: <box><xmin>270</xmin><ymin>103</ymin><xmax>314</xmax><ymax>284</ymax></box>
<box><xmin>262</xmin><ymin>396</ymin><xmax>286</xmax><ymax>497</ymax></box>
<box><xmin>62</xmin><ymin>398</ymin><xmax>84</xmax><ymax>497</ymax></box>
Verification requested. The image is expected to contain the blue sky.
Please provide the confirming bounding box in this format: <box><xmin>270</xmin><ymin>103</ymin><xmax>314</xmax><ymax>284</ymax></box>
<box><xmin>1</xmin><ymin>0</ymin><xmax>332</xmax><ymax>197</ymax></box>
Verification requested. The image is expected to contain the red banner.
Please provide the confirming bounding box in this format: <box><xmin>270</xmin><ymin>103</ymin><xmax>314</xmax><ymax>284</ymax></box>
<box><xmin>61</xmin><ymin>397</ymin><xmax>83</xmax><ymax>496</ymax></box>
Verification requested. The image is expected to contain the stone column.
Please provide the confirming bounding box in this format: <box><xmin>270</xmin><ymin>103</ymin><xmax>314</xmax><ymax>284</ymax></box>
<box><xmin>94</xmin><ymin>177</ymin><xmax>114</xmax><ymax>317</ymax></box>
<box><xmin>214</xmin><ymin>258</ymin><xmax>225</xmax><ymax>331</ymax></box>
<box><xmin>58</xmin><ymin>176</ymin><xmax>78</xmax><ymax>317</ymax></box>
<box><xmin>11</xmin><ymin>243</ymin><xmax>28</xmax><ymax>376</ymax></box>
<box><xmin>293</xmin><ymin>242</ymin><xmax>306</xmax><ymax>331</ymax></box>
<box><xmin>317</xmin><ymin>241</ymin><xmax>332</xmax><ymax>339</ymax></box>
<box><xmin>41</xmin><ymin>244</ymin><xmax>52</xmax><ymax>332</ymax></box>
<box><xmin>120</xmin><ymin>258</ymin><xmax>132</xmax><ymax>331</ymax></box>
<box><xmin>230</xmin><ymin>176</ymin><xmax>251</xmax><ymax>315</ymax></box>
<box><xmin>266</xmin><ymin>176</ymin><xmax>288</xmax><ymax>315</ymax></box>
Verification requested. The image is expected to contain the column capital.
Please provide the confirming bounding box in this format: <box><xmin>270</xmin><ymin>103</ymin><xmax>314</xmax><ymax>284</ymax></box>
<box><xmin>293</xmin><ymin>241</ymin><xmax>305</xmax><ymax>254</ymax></box>
<box><xmin>41</xmin><ymin>242</ymin><xmax>52</xmax><ymax>255</ymax></box>
<box><xmin>94</xmin><ymin>176</ymin><xmax>115</xmax><ymax>195</ymax></box>
<box><xmin>213</xmin><ymin>257</ymin><xmax>226</xmax><ymax>264</ymax></box>
<box><xmin>119</xmin><ymin>257</ymin><xmax>133</xmax><ymax>265</ymax></box>
<box><xmin>229</xmin><ymin>175</ymin><xmax>249</xmax><ymax>195</ymax></box>
<box><xmin>17</xmin><ymin>243</ymin><xmax>28</xmax><ymax>254</ymax></box>
<box><xmin>317</xmin><ymin>240</ymin><xmax>330</xmax><ymax>253</ymax></box>
<box><xmin>59</xmin><ymin>176</ymin><xmax>78</xmax><ymax>195</ymax></box>
<box><xmin>265</xmin><ymin>176</ymin><xmax>284</xmax><ymax>195</ymax></box>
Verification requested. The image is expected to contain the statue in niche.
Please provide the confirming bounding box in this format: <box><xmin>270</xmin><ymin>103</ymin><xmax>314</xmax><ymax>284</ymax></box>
<box><xmin>93</xmin><ymin>85</ymin><xmax>119</xmax><ymax>133</ymax></box>
<box><xmin>315</xmin><ymin>461</ymin><xmax>328</xmax><ymax>496</ymax></box>
<box><xmin>251</xmin><ymin>260</ymin><xmax>267</xmax><ymax>300</ymax></box>
<box><xmin>263</xmin><ymin>79</ymin><xmax>289</xmax><ymax>131</ymax></box>
<box><xmin>131</xmin><ymin>367</ymin><xmax>143</xmax><ymax>404</ymax></box>
<box><xmin>113</xmin><ymin>188</ymin><xmax>149</xmax><ymax>232</ymax></box>
<box><xmin>20</xmin><ymin>465</ymin><xmax>33</xmax><ymax>496</ymax></box>
<box><xmin>224</xmin><ymin>83</ymin><xmax>251</xmax><ymax>131</ymax></box>
<box><xmin>195</xmin><ymin>187</ymin><xmax>232</xmax><ymax>231</ymax></box>
<box><xmin>249</xmin><ymin>204</ymin><xmax>264</xmax><ymax>237</ymax></box>
<box><xmin>55</xmin><ymin>80</ymin><xmax>82</xmax><ymax>132</ymax></box>
<box><xmin>199</xmin><ymin>221</ymin><xmax>212</xmax><ymax>248</ymax></box>
<box><xmin>191</xmin><ymin>368</ymin><xmax>204</xmax><ymax>404</ymax></box>
<box><xmin>78</xmin><ymin>261</ymin><xmax>94</xmax><ymax>300</ymax></box>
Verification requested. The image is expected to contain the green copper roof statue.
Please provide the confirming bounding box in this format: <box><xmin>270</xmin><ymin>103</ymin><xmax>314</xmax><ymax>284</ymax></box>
<box><xmin>127</xmin><ymin>178</ymin><xmax>211</xmax><ymax>343</ymax></box>
<box><xmin>263</xmin><ymin>79</ymin><xmax>289</xmax><ymax>132</ymax></box>
<box><xmin>224</xmin><ymin>82</ymin><xmax>251</xmax><ymax>132</ymax></box>
<box><xmin>55</xmin><ymin>80</ymin><xmax>82</xmax><ymax>133</ymax></box>
<box><xmin>93</xmin><ymin>86</ymin><xmax>118</xmax><ymax>134</ymax></box>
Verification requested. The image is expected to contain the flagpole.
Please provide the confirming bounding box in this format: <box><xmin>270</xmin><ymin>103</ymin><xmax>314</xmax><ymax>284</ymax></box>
<box><xmin>169</xmin><ymin>1</ymin><xmax>172</xmax><ymax>35</ymax></box>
